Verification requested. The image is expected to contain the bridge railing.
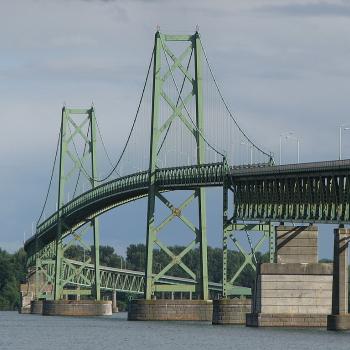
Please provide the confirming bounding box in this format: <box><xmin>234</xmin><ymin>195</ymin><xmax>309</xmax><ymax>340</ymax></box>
<box><xmin>28</xmin><ymin>163</ymin><xmax>227</xmax><ymax>253</ymax></box>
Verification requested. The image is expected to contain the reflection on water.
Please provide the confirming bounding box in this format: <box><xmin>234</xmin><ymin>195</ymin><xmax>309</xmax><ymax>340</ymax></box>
<box><xmin>0</xmin><ymin>311</ymin><xmax>349</xmax><ymax>350</ymax></box>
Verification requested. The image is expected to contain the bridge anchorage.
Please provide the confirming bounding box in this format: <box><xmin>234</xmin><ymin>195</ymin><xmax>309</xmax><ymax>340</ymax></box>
<box><xmin>22</xmin><ymin>30</ymin><xmax>350</xmax><ymax>330</ymax></box>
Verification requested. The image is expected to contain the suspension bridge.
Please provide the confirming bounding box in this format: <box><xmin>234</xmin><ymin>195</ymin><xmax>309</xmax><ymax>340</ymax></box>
<box><xmin>22</xmin><ymin>31</ymin><xmax>350</xmax><ymax>330</ymax></box>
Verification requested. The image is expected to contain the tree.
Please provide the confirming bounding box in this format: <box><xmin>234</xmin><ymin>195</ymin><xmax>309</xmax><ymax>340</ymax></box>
<box><xmin>0</xmin><ymin>248</ymin><xmax>25</xmax><ymax>310</ymax></box>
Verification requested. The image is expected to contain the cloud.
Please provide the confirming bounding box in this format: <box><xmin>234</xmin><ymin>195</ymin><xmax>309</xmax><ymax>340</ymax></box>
<box><xmin>1</xmin><ymin>0</ymin><xmax>349</xmax><ymax>257</ymax></box>
<box><xmin>257</xmin><ymin>0</ymin><xmax>350</xmax><ymax>17</ymax></box>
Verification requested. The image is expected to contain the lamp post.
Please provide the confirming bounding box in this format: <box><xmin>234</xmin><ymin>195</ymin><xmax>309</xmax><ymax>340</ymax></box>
<box><xmin>339</xmin><ymin>125</ymin><xmax>350</xmax><ymax>160</ymax></box>
<box><xmin>279</xmin><ymin>131</ymin><xmax>300</xmax><ymax>164</ymax></box>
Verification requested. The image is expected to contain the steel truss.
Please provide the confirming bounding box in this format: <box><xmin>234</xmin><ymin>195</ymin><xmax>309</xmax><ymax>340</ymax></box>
<box><xmin>222</xmin><ymin>174</ymin><xmax>275</xmax><ymax>297</ymax></box>
<box><xmin>232</xmin><ymin>170</ymin><xmax>350</xmax><ymax>223</ymax></box>
<box><xmin>30</xmin><ymin>252</ymin><xmax>222</xmax><ymax>298</ymax></box>
<box><xmin>52</xmin><ymin>107</ymin><xmax>101</xmax><ymax>300</ymax></box>
<box><xmin>145</xmin><ymin>31</ymin><xmax>209</xmax><ymax>300</ymax></box>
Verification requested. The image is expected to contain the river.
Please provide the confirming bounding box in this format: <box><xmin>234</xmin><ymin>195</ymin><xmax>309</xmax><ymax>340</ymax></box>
<box><xmin>0</xmin><ymin>311</ymin><xmax>349</xmax><ymax>350</ymax></box>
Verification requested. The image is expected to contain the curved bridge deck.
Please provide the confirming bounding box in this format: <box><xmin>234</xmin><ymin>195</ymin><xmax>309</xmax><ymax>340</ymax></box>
<box><xmin>25</xmin><ymin>160</ymin><xmax>350</xmax><ymax>256</ymax></box>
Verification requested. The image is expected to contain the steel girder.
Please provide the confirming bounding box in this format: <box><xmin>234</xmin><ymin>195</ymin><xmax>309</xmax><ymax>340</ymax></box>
<box><xmin>25</xmin><ymin>160</ymin><xmax>350</xmax><ymax>259</ymax></box>
<box><xmin>232</xmin><ymin>171</ymin><xmax>350</xmax><ymax>224</ymax></box>
<box><xmin>222</xmin><ymin>174</ymin><xmax>275</xmax><ymax>297</ymax></box>
<box><xmin>25</xmin><ymin>159</ymin><xmax>350</xmax><ymax>300</ymax></box>
<box><xmin>25</xmin><ymin>162</ymin><xmax>225</xmax><ymax>257</ymax></box>
<box><xmin>29</xmin><ymin>256</ymin><xmax>222</xmax><ymax>298</ymax></box>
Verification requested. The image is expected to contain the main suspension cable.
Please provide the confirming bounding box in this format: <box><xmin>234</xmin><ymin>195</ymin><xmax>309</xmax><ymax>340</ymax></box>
<box><xmin>65</xmin><ymin>48</ymin><xmax>155</xmax><ymax>184</ymax></box>
<box><xmin>95</xmin><ymin>117</ymin><xmax>121</xmax><ymax>177</ymax></box>
<box><xmin>36</xmin><ymin>129</ymin><xmax>61</xmax><ymax>226</ymax></box>
<box><xmin>199</xmin><ymin>37</ymin><xmax>273</xmax><ymax>162</ymax></box>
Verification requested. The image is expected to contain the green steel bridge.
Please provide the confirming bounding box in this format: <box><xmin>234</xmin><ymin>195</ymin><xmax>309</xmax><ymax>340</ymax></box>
<box><xmin>24</xmin><ymin>30</ymin><xmax>350</xmax><ymax>303</ymax></box>
<box><xmin>29</xmin><ymin>258</ymin><xmax>222</xmax><ymax>297</ymax></box>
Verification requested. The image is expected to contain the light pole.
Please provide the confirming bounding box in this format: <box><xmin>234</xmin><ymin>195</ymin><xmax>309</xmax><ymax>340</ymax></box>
<box><xmin>279</xmin><ymin>131</ymin><xmax>300</xmax><ymax>164</ymax></box>
<box><xmin>339</xmin><ymin>125</ymin><xmax>350</xmax><ymax>160</ymax></box>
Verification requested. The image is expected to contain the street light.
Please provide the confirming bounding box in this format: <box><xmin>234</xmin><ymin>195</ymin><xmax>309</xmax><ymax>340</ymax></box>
<box><xmin>279</xmin><ymin>131</ymin><xmax>300</xmax><ymax>164</ymax></box>
<box><xmin>339</xmin><ymin>125</ymin><xmax>350</xmax><ymax>160</ymax></box>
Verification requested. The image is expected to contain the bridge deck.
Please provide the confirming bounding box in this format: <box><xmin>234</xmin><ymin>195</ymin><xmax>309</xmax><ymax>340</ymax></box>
<box><xmin>25</xmin><ymin>160</ymin><xmax>350</xmax><ymax>256</ymax></box>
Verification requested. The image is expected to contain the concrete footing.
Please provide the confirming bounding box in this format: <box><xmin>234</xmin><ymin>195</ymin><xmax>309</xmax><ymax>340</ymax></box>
<box><xmin>19</xmin><ymin>306</ymin><xmax>31</xmax><ymax>314</ymax></box>
<box><xmin>212</xmin><ymin>299</ymin><xmax>251</xmax><ymax>325</ymax></box>
<box><xmin>128</xmin><ymin>299</ymin><xmax>213</xmax><ymax>321</ymax></box>
<box><xmin>112</xmin><ymin>306</ymin><xmax>119</xmax><ymax>313</ymax></box>
<box><xmin>42</xmin><ymin>300</ymin><xmax>112</xmax><ymax>316</ymax></box>
<box><xmin>30</xmin><ymin>300</ymin><xmax>43</xmax><ymax>314</ymax></box>
<box><xmin>327</xmin><ymin>314</ymin><xmax>350</xmax><ymax>330</ymax></box>
<box><xmin>112</xmin><ymin>290</ymin><xmax>118</xmax><ymax>313</ymax></box>
<box><xmin>247</xmin><ymin>313</ymin><xmax>328</xmax><ymax>327</ymax></box>
<box><xmin>327</xmin><ymin>228</ymin><xmax>350</xmax><ymax>331</ymax></box>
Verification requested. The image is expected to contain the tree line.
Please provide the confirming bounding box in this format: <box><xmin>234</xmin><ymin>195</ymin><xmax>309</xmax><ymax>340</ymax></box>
<box><xmin>0</xmin><ymin>244</ymin><xmax>348</xmax><ymax>311</ymax></box>
<box><xmin>0</xmin><ymin>248</ymin><xmax>27</xmax><ymax>310</ymax></box>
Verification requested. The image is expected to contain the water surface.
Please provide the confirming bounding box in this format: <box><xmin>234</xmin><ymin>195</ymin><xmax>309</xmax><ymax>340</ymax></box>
<box><xmin>0</xmin><ymin>311</ymin><xmax>349</xmax><ymax>350</ymax></box>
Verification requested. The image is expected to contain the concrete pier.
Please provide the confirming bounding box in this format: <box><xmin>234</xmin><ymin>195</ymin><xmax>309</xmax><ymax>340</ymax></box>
<box><xmin>112</xmin><ymin>290</ymin><xmax>118</xmax><ymax>313</ymax></box>
<box><xmin>247</xmin><ymin>225</ymin><xmax>334</xmax><ymax>327</ymax></box>
<box><xmin>19</xmin><ymin>291</ymin><xmax>32</xmax><ymax>314</ymax></box>
<box><xmin>212</xmin><ymin>298</ymin><xmax>251</xmax><ymax>325</ymax></box>
<box><xmin>42</xmin><ymin>300</ymin><xmax>112</xmax><ymax>316</ymax></box>
<box><xmin>128</xmin><ymin>299</ymin><xmax>213</xmax><ymax>321</ymax></box>
<box><xmin>30</xmin><ymin>300</ymin><xmax>43</xmax><ymax>314</ymax></box>
<box><xmin>327</xmin><ymin>228</ymin><xmax>350</xmax><ymax>330</ymax></box>
<box><xmin>246</xmin><ymin>263</ymin><xmax>333</xmax><ymax>327</ymax></box>
<box><xmin>275</xmin><ymin>225</ymin><xmax>318</xmax><ymax>263</ymax></box>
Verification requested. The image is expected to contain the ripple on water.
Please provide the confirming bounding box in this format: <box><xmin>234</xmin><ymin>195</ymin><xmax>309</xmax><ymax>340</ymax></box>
<box><xmin>0</xmin><ymin>311</ymin><xmax>349</xmax><ymax>350</ymax></box>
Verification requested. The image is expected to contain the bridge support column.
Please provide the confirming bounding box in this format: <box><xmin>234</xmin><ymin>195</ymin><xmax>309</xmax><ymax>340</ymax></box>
<box><xmin>144</xmin><ymin>31</ymin><xmax>209</xmax><ymax>306</ymax></box>
<box><xmin>215</xmin><ymin>177</ymin><xmax>271</xmax><ymax>324</ymax></box>
<box><xmin>42</xmin><ymin>300</ymin><xmax>112</xmax><ymax>316</ymax></box>
<box><xmin>112</xmin><ymin>290</ymin><xmax>118</xmax><ymax>313</ymax></box>
<box><xmin>212</xmin><ymin>298</ymin><xmax>251</xmax><ymax>325</ymax></box>
<box><xmin>128</xmin><ymin>299</ymin><xmax>213</xmax><ymax>321</ymax></box>
<box><xmin>247</xmin><ymin>225</ymin><xmax>334</xmax><ymax>327</ymax></box>
<box><xmin>30</xmin><ymin>300</ymin><xmax>43</xmax><ymax>314</ymax></box>
<box><xmin>327</xmin><ymin>227</ymin><xmax>350</xmax><ymax>330</ymax></box>
<box><xmin>52</xmin><ymin>107</ymin><xmax>101</xmax><ymax>302</ymax></box>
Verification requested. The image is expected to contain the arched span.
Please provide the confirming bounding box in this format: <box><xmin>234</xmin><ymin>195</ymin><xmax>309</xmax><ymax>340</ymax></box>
<box><xmin>25</xmin><ymin>162</ymin><xmax>227</xmax><ymax>255</ymax></box>
<box><xmin>25</xmin><ymin>159</ymin><xmax>350</xmax><ymax>257</ymax></box>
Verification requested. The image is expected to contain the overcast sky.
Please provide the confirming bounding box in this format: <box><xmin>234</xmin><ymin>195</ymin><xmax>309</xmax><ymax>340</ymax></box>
<box><xmin>1</xmin><ymin>0</ymin><xmax>350</xmax><ymax>259</ymax></box>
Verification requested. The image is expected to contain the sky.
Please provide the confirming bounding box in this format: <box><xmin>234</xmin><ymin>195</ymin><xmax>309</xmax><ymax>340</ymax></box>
<box><xmin>1</xmin><ymin>0</ymin><xmax>350</xmax><ymax>259</ymax></box>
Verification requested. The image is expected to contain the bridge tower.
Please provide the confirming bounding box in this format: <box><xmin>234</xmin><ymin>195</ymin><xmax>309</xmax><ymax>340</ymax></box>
<box><xmin>53</xmin><ymin>107</ymin><xmax>101</xmax><ymax>301</ymax></box>
<box><xmin>145</xmin><ymin>31</ymin><xmax>209</xmax><ymax>300</ymax></box>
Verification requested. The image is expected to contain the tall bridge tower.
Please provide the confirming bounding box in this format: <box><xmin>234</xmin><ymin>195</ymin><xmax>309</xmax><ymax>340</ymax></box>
<box><xmin>145</xmin><ymin>31</ymin><xmax>210</xmax><ymax>300</ymax></box>
<box><xmin>54</xmin><ymin>107</ymin><xmax>101</xmax><ymax>300</ymax></box>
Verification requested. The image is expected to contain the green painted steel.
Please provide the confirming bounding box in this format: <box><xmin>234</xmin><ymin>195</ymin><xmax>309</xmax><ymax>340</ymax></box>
<box><xmin>145</xmin><ymin>31</ymin><xmax>210</xmax><ymax>300</ymax></box>
<box><xmin>31</xmin><ymin>257</ymin><xmax>222</xmax><ymax>299</ymax></box>
<box><xmin>25</xmin><ymin>159</ymin><xmax>350</xmax><ymax>299</ymax></box>
<box><xmin>26</xmin><ymin>160</ymin><xmax>350</xmax><ymax>260</ymax></box>
<box><xmin>50</xmin><ymin>107</ymin><xmax>101</xmax><ymax>301</ymax></box>
<box><xmin>24</xmin><ymin>32</ymin><xmax>350</xmax><ymax>302</ymax></box>
<box><xmin>222</xmin><ymin>162</ymin><xmax>276</xmax><ymax>297</ymax></box>
<box><xmin>230</xmin><ymin>160</ymin><xmax>350</xmax><ymax>224</ymax></box>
